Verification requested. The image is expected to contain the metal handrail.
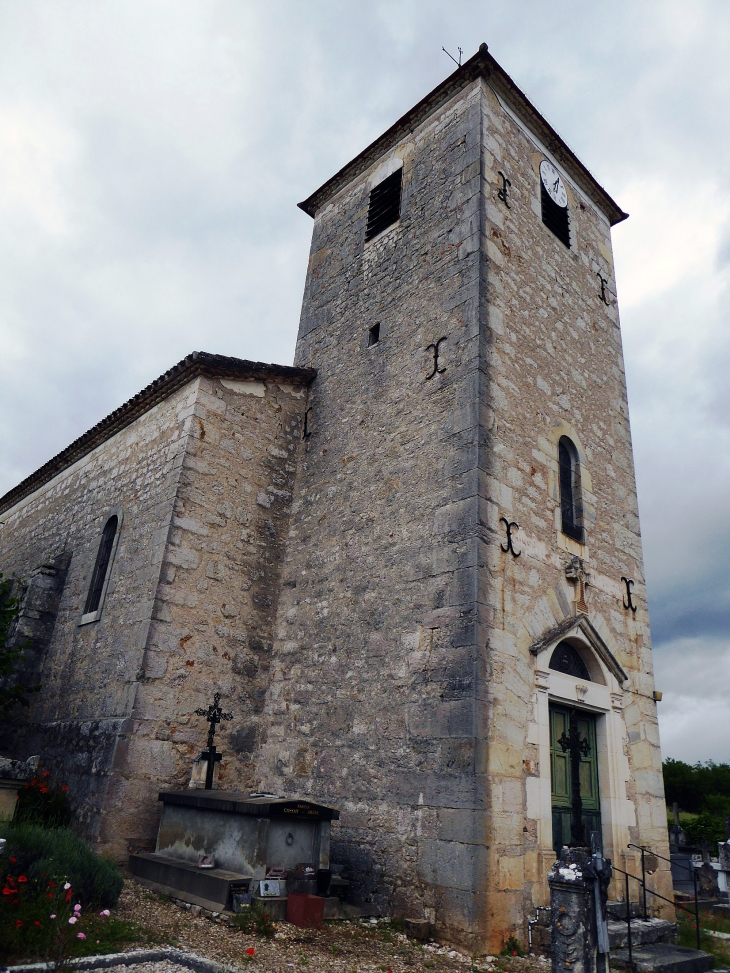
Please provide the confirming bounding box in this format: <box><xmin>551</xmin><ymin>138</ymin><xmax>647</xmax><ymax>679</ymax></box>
<box><xmin>628</xmin><ymin>842</ymin><xmax>696</xmax><ymax>876</ymax></box>
<box><xmin>613</xmin><ymin>846</ymin><xmax>701</xmax><ymax>954</ymax></box>
<box><xmin>627</xmin><ymin>841</ymin><xmax>701</xmax><ymax>949</ymax></box>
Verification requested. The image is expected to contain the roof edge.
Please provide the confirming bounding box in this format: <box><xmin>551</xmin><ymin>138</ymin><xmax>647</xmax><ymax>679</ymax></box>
<box><xmin>0</xmin><ymin>352</ymin><xmax>315</xmax><ymax>517</ymax></box>
<box><xmin>298</xmin><ymin>42</ymin><xmax>628</xmax><ymax>227</ymax></box>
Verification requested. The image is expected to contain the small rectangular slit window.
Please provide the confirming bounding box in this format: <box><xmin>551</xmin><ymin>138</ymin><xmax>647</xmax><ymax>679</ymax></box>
<box><xmin>368</xmin><ymin>323</ymin><xmax>380</xmax><ymax>346</ymax></box>
<box><xmin>541</xmin><ymin>182</ymin><xmax>571</xmax><ymax>248</ymax></box>
<box><xmin>365</xmin><ymin>169</ymin><xmax>402</xmax><ymax>241</ymax></box>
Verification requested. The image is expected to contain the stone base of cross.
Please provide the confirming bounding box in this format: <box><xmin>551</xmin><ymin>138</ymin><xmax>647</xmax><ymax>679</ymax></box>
<box><xmin>200</xmin><ymin>745</ymin><xmax>222</xmax><ymax>790</ymax></box>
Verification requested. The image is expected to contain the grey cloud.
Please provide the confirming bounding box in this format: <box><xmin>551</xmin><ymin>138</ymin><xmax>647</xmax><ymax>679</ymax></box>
<box><xmin>1</xmin><ymin>0</ymin><xmax>730</xmax><ymax>760</ymax></box>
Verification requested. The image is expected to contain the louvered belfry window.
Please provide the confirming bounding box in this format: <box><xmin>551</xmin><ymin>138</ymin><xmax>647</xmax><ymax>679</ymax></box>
<box><xmin>84</xmin><ymin>515</ymin><xmax>118</xmax><ymax>615</ymax></box>
<box><xmin>365</xmin><ymin>168</ymin><xmax>403</xmax><ymax>241</ymax></box>
<box><xmin>558</xmin><ymin>437</ymin><xmax>583</xmax><ymax>542</ymax></box>
<box><xmin>541</xmin><ymin>181</ymin><xmax>571</xmax><ymax>248</ymax></box>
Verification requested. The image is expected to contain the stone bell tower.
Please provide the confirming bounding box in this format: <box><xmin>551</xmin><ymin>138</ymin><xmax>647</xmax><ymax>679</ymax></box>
<box><xmin>258</xmin><ymin>43</ymin><xmax>671</xmax><ymax>952</ymax></box>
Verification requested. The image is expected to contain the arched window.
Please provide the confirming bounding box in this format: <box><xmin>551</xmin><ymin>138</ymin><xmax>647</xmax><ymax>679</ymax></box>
<box><xmin>83</xmin><ymin>515</ymin><xmax>118</xmax><ymax>616</ymax></box>
<box><xmin>558</xmin><ymin>436</ymin><xmax>583</xmax><ymax>542</ymax></box>
<box><xmin>549</xmin><ymin>641</ymin><xmax>591</xmax><ymax>681</ymax></box>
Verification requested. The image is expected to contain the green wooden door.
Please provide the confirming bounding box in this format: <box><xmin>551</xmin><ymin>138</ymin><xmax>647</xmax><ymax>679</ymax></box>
<box><xmin>549</xmin><ymin>704</ymin><xmax>601</xmax><ymax>855</ymax></box>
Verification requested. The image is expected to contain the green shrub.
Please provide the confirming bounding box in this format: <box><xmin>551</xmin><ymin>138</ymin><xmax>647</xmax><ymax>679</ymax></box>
<box><xmin>684</xmin><ymin>811</ymin><xmax>726</xmax><ymax>848</ymax></box>
<box><xmin>0</xmin><ymin>823</ymin><xmax>123</xmax><ymax>909</ymax></box>
<box><xmin>14</xmin><ymin>771</ymin><xmax>72</xmax><ymax>828</ymax></box>
<box><xmin>231</xmin><ymin>901</ymin><xmax>275</xmax><ymax>938</ymax></box>
<box><xmin>500</xmin><ymin>934</ymin><xmax>525</xmax><ymax>956</ymax></box>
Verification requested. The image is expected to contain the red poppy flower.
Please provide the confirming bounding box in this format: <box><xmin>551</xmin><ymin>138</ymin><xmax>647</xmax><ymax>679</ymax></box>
<box><xmin>9</xmin><ymin>857</ymin><xmax>16</xmax><ymax>864</ymax></box>
<box><xmin>245</xmin><ymin>948</ymin><xmax>255</xmax><ymax>956</ymax></box>
<box><xmin>18</xmin><ymin>876</ymin><xmax>28</xmax><ymax>883</ymax></box>
<box><xmin>2</xmin><ymin>888</ymin><xmax>13</xmax><ymax>895</ymax></box>
<box><xmin>39</xmin><ymin>785</ymin><xmax>49</xmax><ymax>794</ymax></box>
<box><xmin>61</xmin><ymin>785</ymin><xmax>69</xmax><ymax>792</ymax></box>
<box><xmin>15</xmin><ymin>919</ymin><xmax>23</xmax><ymax>927</ymax></box>
<box><xmin>48</xmin><ymin>881</ymin><xmax>55</xmax><ymax>888</ymax></box>
<box><xmin>42</xmin><ymin>770</ymin><xmax>50</xmax><ymax>777</ymax></box>
<box><xmin>47</xmin><ymin>893</ymin><xmax>54</xmax><ymax>899</ymax></box>
<box><xmin>34</xmin><ymin>920</ymin><xmax>42</xmax><ymax>926</ymax></box>
<box><xmin>65</xmin><ymin>890</ymin><xmax>72</xmax><ymax>903</ymax></box>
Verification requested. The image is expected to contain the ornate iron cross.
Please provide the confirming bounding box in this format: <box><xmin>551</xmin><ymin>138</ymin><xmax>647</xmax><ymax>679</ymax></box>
<box><xmin>558</xmin><ymin>709</ymin><xmax>591</xmax><ymax>848</ymax></box>
<box><xmin>195</xmin><ymin>692</ymin><xmax>233</xmax><ymax>789</ymax></box>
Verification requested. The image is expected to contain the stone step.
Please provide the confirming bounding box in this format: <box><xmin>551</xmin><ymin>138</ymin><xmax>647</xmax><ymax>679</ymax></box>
<box><xmin>608</xmin><ymin>900</ymin><xmax>644</xmax><ymax>920</ymax></box>
<box><xmin>608</xmin><ymin>918</ymin><xmax>677</xmax><ymax>949</ymax></box>
<box><xmin>610</xmin><ymin>943</ymin><xmax>714</xmax><ymax>973</ymax></box>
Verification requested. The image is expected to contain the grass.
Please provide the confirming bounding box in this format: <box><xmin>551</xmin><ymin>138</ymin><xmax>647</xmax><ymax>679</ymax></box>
<box><xmin>667</xmin><ymin>809</ymin><xmax>698</xmax><ymax>829</ymax></box>
<box><xmin>0</xmin><ymin>821</ymin><xmax>123</xmax><ymax>908</ymax></box>
<box><xmin>676</xmin><ymin>907</ymin><xmax>730</xmax><ymax>968</ymax></box>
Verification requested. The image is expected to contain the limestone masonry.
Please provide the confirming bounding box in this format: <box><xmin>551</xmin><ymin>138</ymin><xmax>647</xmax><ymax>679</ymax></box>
<box><xmin>0</xmin><ymin>44</ymin><xmax>670</xmax><ymax>953</ymax></box>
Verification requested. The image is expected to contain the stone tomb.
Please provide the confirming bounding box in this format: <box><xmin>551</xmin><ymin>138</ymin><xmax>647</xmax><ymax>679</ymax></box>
<box><xmin>129</xmin><ymin>791</ymin><xmax>339</xmax><ymax>913</ymax></box>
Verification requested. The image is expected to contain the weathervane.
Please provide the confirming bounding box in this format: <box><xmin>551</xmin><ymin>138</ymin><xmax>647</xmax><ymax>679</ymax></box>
<box><xmin>442</xmin><ymin>46</ymin><xmax>463</xmax><ymax>67</ymax></box>
<box><xmin>195</xmin><ymin>692</ymin><xmax>233</xmax><ymax>790</ymax></box>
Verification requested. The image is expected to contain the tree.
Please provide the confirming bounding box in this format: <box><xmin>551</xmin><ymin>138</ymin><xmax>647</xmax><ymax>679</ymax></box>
<box><xmin>663</xmin><ymin>758</ymin><xmax>730</xmax><ymax>813</ymax></box>
<box><xmin>0</xmin><ymin>573</ymin><xmax>39</xmax><ymax>715</ymax></box>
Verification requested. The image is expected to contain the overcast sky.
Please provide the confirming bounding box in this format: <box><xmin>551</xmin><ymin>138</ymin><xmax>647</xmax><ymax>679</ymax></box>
<box><xmin>0</xmin><ymin>1</ymin><xmax>728</xmax><ymax>764</ymax></box>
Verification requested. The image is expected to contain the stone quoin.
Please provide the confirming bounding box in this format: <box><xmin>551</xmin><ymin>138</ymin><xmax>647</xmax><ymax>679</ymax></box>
<box><xmin>0</xmin><ymin>43</ymin><xmax>671</xmax><ymax>953</ymax></box>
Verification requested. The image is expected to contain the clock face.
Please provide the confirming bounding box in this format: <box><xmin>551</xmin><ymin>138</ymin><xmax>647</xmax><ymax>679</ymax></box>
<box><xmin>540</xmin><ymin>160</ymin><xmax>568</xmax><ymax>208</ymax></box>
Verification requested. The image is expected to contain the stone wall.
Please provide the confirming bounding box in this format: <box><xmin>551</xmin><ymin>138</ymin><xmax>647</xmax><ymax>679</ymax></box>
<box><xmin>259</xmin><ymin>80</ymin><xmax>490</xmax><ymax>948</ymax></box>
<box><xmin>0</xmin><ymin>368</ymin><xmax>311</xmax><ymax>854</ymax></box>
<box><xmin>476</xmin><ymin>79</ymin><xmax>671</xmax><ymax>928</ymax></box>
<box><xmin>102</xmin><ymin>375</ymin><xmax>309</xmax><ymax>859</ymax></box>
<box><xmin>0</xmin><ymin>380</ymin><xmax>199</xmax><ymax>838</ymax></box>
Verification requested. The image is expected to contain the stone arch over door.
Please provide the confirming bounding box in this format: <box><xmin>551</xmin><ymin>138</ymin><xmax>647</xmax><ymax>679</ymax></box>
<box><xmin>527</xmin><ymin>615</ymin><xmax>632</xmax><ymax>890</ymax></box>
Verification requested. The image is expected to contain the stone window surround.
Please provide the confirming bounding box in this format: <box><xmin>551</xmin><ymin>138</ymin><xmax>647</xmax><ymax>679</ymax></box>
<box><xmin>544</xmin><ymin>418</ymin><xmax>596</xmax><ymax>560</ymax></box>
<box><xmin>78</xmin><ymin>506</ymin><xmax>124</xmax><ymax>627</ymax></box>
<box><xmin>527</xmin><ymin>621</ymin><xmax>632</xmax><ymax>881</ymax></box>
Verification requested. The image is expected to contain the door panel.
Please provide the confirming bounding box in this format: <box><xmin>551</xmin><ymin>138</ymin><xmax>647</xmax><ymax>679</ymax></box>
<box><xmin>549</xmin><ymin>704</ymin><xmax>601</xmax><ymax>855</ymax></box>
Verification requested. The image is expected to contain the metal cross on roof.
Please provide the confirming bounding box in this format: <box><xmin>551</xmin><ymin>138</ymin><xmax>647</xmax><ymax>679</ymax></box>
<box><xmin>195</xmin><ymin>692</ymin><xmax>233</xmax><ymax>790</ymax></box>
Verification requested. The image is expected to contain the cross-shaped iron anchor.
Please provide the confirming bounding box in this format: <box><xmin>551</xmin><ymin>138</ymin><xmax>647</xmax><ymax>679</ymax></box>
<box><xmin>597</xmin><ymin>272</ymin><xmax>610</xmax><ymax>306</ymax></box>
<box><xmin>497</xmin><ymin>171</ymin><xmax>511</xmax><ymax>208</ymax></box>
<box><xmin>621</xmin><ymin>577</ymin><xmax>637</xmax><ymax>613</ymax></box>
<box><xmin>195</xmin><ymin>692</ymin><xmax>233</xmax><ymax>790</ymax></box>
<box><xmin>558</xmin><ymin>709</ymin><xmax>591</xmax><ymax>847</ymax></box>
<box><xmin>425</xmin><ymin>337</ymin><xmax>447</xmax><ymax>379</ymax></box>
<box><xmin>499</xmin><ymin>517</ymin><xmax>521</xmax><ymax>557</ymax></box>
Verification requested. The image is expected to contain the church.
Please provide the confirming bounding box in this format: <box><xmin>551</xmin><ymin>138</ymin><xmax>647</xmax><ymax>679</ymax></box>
<box><xmin>0</xmin><ymin>43</ymin><xmax>671</xmax><ymax>952</ymax></box>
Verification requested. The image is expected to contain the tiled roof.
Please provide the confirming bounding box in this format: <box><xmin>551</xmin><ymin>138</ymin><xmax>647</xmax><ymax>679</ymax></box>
<box><xmin>0</xmin><ymin>352</ymin><xmax>315</xmax><ymax>516</ymax></box>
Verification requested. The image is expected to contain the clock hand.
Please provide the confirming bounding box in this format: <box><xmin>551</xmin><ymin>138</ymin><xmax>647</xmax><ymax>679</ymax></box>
<box><xmin>552</xmin><ymin>179</ymin><xmax>560</xmax><ymax>193</ymax></box>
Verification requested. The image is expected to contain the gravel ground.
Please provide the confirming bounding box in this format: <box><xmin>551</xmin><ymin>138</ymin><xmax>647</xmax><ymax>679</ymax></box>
<box><xmin>115</xmin><ymin>880</ymin><xmax>552</xmax><ymax>973</ymax></box>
